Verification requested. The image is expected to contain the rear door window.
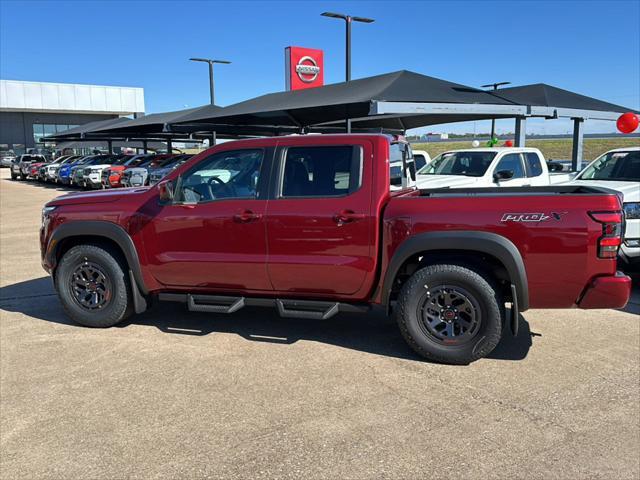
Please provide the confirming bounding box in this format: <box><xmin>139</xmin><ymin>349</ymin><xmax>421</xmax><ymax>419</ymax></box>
<box><xmin>495</xmin><ymin>153</ymin><xmax>525</xmax><ymax>179</ymax></box>
<box><xmin>414</xmin><ymin>154</ymin><xmax>428</xmax><ymax>170</ymax></box>
<box><xmin>280</xmin><ymin>146</ymin><xmax>362</xmax><ymax>198</ymax></box>
<box><xmin>524</xmin><ymin>152</ymin><xmax>543</xmax><ymax>177</ymax></box>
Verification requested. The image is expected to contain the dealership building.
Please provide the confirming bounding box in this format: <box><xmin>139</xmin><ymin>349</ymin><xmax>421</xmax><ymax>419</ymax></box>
<box><xmin>0</xmin><ymin>80</ymin><xmax>145</xmax><ymax>155</ymax></box>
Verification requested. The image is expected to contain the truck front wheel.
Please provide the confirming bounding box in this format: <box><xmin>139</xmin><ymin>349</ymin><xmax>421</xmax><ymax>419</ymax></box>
<box><xmin>395</xmin><ymin>264</ymin><xmax>503</xmax><ymax>365</ymax></box>
<box><xmin>55</xmin><ymin>244</ymin><xmax>134</xmax><ymax>328</ymax></box>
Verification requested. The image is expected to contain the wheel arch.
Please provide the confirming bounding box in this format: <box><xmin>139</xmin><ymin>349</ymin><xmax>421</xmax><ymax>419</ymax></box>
<box><xmin>381</xmin><ymin>231</ymin><xmax>529</xmax><ymax>312</ymax></box>
<box><xmin>47</xmin><ymin>221</ymin><xmax>148</xmax><ymax>295</ymax></box>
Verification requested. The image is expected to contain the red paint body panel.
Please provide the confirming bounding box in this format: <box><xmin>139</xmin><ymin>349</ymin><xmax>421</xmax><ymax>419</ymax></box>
<box><xmin>577</xmin><ymin>273</ymin><xmax>631</xmax><ymax>309</ymax></box>
<box><xmin>40</xmin><ymin>134</ymin><xmax>630</xmax><ymax>311</ymax></box>
<box><xmin>380</xmin><ymin>193</ymin><xmax>622</xmax><ymax>308</ymax></box>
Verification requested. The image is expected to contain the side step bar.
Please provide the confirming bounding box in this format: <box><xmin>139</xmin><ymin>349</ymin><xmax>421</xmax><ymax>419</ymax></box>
<box><xmin>187</xmin><ymin>295</ymin><xmax>245</xmax><ymax>314</ymax></box>
<box><xmin>158</xmin><ymin>293</ymin><xmax>369</xmax><ymax>320</ymax></box>
<box><xmin>276</xmin><ymin>299</ymin><xmax>339</xmax><ymax>320</ymax></box>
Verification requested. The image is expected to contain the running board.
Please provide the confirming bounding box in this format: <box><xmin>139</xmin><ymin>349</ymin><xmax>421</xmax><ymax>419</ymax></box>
<box><xmin>276</xmin><ymin>299</ymin><xmax>339</xmax><ymax>320</ymax></box>
<box><xmin>158</xmin><ymin>293</ymin><xmax>368</xmax><ymax>319</ymax></box>
<box><xmin>187</xmin><ymin>294</ymin><xmax>245</xmax><ymax>314</ymax></box>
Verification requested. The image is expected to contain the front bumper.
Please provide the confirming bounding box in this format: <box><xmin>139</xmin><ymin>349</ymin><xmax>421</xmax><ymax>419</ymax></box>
<box><xmin>578</xmin><ymin>272</ymin><xmax>632</xmax><ymax>309</ymax></box>
<box><xmin>86</xmin><ymin>174</ymin><xmax>103</xmax><ymax>189</ymax></box>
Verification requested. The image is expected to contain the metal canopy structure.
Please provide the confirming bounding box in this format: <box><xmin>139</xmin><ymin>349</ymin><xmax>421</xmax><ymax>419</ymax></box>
<box><xmin>354</xmin><ymin>82</ymin><xmax>637</xmax><ymax>170</ymax></box>
<box><xmin>169</xmin><ymin>70</ymin><xmax>518</xmax><ymax>132</ymax></box>
<box><xmin>44</xmin><ymin>71</ymin><xmax>637</xmax><ymax>170</ymax></box>
<box><xmin>44</xmin><ymin>106</ymin><xmax>227</xmax><ymax>153</ymax></box>
<box><xmin>44</xmin><ymin>117</ymin><xmax>132</xmax><ymax>141</ymax></box>
<box><xmin>55</xmin><ymin>140</ymin><xmax>176</xmax><ymax>151</ymax></box>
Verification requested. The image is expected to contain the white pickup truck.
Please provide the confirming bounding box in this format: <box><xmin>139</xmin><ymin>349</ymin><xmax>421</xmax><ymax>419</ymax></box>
<box><xmin>416</xmin><ymin>147</ymin><xmax>558</xmax><ymax>188</ymax></box>
<box><xmin>567</xmin><ymin>147</ymin><xmax>640</xmax><ymax>269</ymax></box>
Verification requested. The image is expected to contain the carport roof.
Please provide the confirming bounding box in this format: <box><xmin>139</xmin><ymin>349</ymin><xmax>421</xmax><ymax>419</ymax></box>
<box><xmin>490</xmin><ymin>83</ymin><xmax>634</xmax><ymax>113</ymax></box>
<box><xmin>45</xmin><ymin>117</ymin><xmax>131</xmax><ymax>140</ymax></box>
<box><xmin>169</xmin><ymin>70</ymin><xmax>518</xmax><ymax>131</ymax></box>
<box><xmin>87</xmin><ymin>106</ymin><xmax>218</xmax><ymax>135</ymax></box>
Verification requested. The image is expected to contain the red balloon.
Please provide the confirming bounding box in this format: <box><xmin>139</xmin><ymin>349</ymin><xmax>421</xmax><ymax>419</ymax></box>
<box><xmin>617</xmin><ymin>112</ymin><xmax>639</xmax><ymax>134</ymax></box>
<box><xmin>504</xmin><ymin>140</ymin><xmax>514</xmax><ymax>147</ymax></box>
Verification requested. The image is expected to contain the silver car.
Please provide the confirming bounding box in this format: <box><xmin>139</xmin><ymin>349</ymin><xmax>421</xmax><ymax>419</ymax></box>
<box><xmin>0</xmin><ymin>151</ymin><xmax>17</xmax><ymax>167</ymax></box>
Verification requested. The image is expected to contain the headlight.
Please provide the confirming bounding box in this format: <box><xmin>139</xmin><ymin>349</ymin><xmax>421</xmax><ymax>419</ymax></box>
<box><xmin>624</xmin><ymin>202</ymin><xmax>640</xmax><ymax>220</ymax></box>
<box><xmin>42</xmin><ymin>206</ymin><xmax>56</xmax><ymax>225</ymax></box>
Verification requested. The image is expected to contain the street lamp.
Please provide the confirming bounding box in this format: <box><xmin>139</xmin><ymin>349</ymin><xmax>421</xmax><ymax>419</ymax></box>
<box><xmin>189</xmin><ymin>57</ymin><xmax>231</xmax><ymax>105</ymax></box>
<box><xmin>321</xmin><ymin>11</ymin><xmax>374</xmax><ymax>132</ymax></box>
<box><xmin>481</xmin><ymin>81</ymin><xmax>511</xmax><ymax>141</ymax></box>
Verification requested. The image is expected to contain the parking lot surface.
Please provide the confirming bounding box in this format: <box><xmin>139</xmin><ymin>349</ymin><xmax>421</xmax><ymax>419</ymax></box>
<box><xmin>1</xmin><ymin>168</ymin><xmax>639</xmax><ymax>479</ymax></box>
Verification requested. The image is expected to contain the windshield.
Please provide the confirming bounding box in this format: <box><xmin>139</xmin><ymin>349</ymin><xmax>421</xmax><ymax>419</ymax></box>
<box><xmin>418</xmin><ymin>151</ymin><xmax>497</xmax><ymax>177</ymax></box>
<box><xmin>21</xmin><ymin>155</ymin><xmax>44</xmax><ymax>162</ymax></box>
<box><xmin>578</xmin><ymin>150</ymin><xmax>640</xmax><ymax>181</ymax></box>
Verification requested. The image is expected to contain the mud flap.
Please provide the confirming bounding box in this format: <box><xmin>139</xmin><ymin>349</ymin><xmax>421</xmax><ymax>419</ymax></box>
<box><xmin>510</xmin><ymin>284</ymin><xmax>519</xmax><ymax>336</ymax></box>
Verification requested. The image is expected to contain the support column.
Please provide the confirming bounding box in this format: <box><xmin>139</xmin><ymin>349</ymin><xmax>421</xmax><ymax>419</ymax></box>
<box><xmin>107</xmin><ymin>140</ymin><xmax>113</xmax><ymax>154</ymax></box>
<box><xmin>211</xmin><ymin>131</ymin><xmax>217</xmax><ymax>147</ymax></box>
<box><xmin>143</xmin><ymin>140</ymin><xmax>148</xmax><ymax>154</ymax></box>
<box><xmin>514</xmin><ymin>117</ymin><xmax>526</xmax><ymax>147</ymax></box>
<box><xmin>166</xmin><ymin>139</ymin><xmax>173</xmax><ymax>154</ymax></box>
<box><xmin>571</xmin><ymin>118</ymin><xmax>584</xmax><ymax>172</ymax></box>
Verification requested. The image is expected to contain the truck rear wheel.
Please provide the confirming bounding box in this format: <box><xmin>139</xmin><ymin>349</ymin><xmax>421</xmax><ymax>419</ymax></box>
<box><xmin>395</xmin><ymin>264</ymin><xmax>503</xmax><ymax>365</ymax></box>
<box><xmin>55</xmin><ymin>244</ymin><xmax>134</xmax><ymax>328</ymax></box>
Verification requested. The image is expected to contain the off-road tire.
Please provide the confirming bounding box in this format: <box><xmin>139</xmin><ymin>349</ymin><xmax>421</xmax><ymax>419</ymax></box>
<box><xmin>55</xmin><ymin>244</ymin><xmax>134</xmax><ymax>327</ymax></box>
<box><xmin>10</xmin><ymin>171</ymin><xmax>17</xmax><ymax>180</ymax></box>
<box><xmin>395</xmin><ymin>264</ymin><xmax>503</xmax><ymax>365</ymax></box>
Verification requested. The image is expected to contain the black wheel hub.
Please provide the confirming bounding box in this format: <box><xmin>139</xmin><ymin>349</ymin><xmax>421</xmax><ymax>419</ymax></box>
<box><xmin>419</xmin><ymin>285</ymin><xmax>481</xmax><ymax>344</ymax></box>
<box><xmin>69</xmin><ymin>261</ymin><xmax>112</xmax><ymax>310</ymax></box>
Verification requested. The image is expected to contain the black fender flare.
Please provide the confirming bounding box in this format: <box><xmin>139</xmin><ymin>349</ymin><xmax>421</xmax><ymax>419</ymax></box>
<box><xmin>46</xmin><ymin>220</ymin><xmax>148</xmax><ymax>295</ymax></box>
<box><xmin>381</xmin><ymin>231</ymin><xmax>529</xmax><ymax>311</ymax></box>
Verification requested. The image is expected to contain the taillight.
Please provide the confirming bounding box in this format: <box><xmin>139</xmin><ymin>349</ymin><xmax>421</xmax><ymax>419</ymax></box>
<box><xmin>589</xmin><ymin>211</ymin><xmax>624</xmax><ymax>259</ymax></box>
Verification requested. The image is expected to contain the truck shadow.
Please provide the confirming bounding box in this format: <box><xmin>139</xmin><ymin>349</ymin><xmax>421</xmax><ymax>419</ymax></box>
<box><xmin>1</xmin><ymin>276</ymin><xmax>535</xmax><ymax>363</ymax></box>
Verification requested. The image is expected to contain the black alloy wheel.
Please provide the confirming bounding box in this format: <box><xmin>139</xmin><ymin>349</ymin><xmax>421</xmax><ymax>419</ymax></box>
<box><xmin>68</xmin><ymin>261</ymin><xmax>112</xmax><ymax>310</ymax></box>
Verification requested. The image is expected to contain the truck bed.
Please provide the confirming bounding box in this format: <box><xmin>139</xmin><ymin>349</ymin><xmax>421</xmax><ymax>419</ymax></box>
<box><xmin>386</xmin><ymin>184</ymin><xmax>623</xmax><ymax>309</ymax></box>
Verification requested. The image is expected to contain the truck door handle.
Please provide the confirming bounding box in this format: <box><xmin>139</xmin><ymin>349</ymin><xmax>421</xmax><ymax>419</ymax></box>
<box><xmin>234</xmin><ymin>209</ymin><xmax>262</xmax><ymax>223</ymax></box>
<box><xmin>333</xmin><ymin>210</ymin><xmax>366</xmax><ymax>225</ymax></box>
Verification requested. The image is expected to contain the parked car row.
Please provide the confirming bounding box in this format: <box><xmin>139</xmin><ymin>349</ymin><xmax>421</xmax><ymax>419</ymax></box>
<box><xmin>8</xmin><ymin>153</ymin><xmax>193</xmax><ymax>189</ymax></box>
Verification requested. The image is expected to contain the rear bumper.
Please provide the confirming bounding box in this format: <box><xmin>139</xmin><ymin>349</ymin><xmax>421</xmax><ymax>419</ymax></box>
<box><xmin>578</xmin><ymin>272</ymin><xmax>632</xmax><ymax>309</ymax></box>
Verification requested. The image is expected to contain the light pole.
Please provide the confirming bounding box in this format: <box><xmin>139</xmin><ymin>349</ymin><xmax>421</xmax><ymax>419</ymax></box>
<box><xmin>190</xmin><ymin>57</ymin><xmax>230</xmax><ymax>147</ymax></box>
<box><xmin>481</xmin><ymin>81</ymin><xmax>510</xmax><ymax>141</ymax></box>
<box><xmin>321</xmin><ymin>11</ymin><xmax>374</xmax><ymax>132</ymax></box>
<box><xmin>189</xmin><ymin>57</ymin><xmax>231</xmax><ymax>105</ymax></box>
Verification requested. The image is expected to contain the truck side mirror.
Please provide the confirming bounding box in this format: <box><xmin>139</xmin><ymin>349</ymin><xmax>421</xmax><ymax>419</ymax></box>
<box><xmin>158</xmin><ymin>179</ymin><xmax>174</xmax><ymax>203</ymax></box>
<box><xmin>493</xmin><ymin>170</ymin><xmax>514</xmax><ymax>182</ymax></box>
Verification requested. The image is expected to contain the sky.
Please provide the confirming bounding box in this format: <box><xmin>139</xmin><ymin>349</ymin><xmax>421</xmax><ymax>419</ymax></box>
<box><xmin>1</xmin><ymin>0</ymin><xmax>639</xmax><ymax>135</ymax></box>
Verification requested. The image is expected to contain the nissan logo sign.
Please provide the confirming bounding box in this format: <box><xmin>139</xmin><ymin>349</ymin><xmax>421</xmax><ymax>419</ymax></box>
<box><xmin>295</xmin><ymin>56</ymin><xmax>320</xmax><ymax>83</ymax></box>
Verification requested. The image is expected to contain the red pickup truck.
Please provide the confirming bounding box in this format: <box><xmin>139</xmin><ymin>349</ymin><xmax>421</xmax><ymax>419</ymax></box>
<box><xmin>40</xmin><ymin>135</ymin><xmax>631</xmax><ymax>364</ymax></box>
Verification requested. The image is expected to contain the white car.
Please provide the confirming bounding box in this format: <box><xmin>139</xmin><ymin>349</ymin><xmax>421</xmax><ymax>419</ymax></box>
<box><xmin>416</xmin><ymin>147</ymin><xmax>551</xmax><ymax>189</ymax></box>
<box><xmin>567</xmin><ymin>147</ymin><xmax>640</xmax><ymax>269</ymax></box>
<box><xmin>122</xmin><ymin>167</ymin><xmax>149</xmax><ymax>187</ymax></box>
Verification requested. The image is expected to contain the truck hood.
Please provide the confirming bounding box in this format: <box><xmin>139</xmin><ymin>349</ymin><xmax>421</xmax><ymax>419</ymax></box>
<box><xmin>416</xmin><ymin>175</ymin><xmax>483</xmax><ymax>189</ymax></box>
<box><xmin>47</xmin><ymin>187</ymin><xmax>150</xmax><ymax>206</ymax></box>
<box><xmin>571</xmin><ymin>180</ymin><xmax>640</xmax><ymax>201</ymax></box>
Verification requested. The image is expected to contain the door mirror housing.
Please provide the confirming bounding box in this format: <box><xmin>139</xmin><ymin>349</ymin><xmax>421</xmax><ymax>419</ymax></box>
<box><xmin>493</xmin><ymin>169</ymin><xmax>514</xmax><ymax>182</ymax></box>
<box><xmin>158</xmin><ymin>179</ymin><xmax>175</xmax><ymax>203</ymax></box>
